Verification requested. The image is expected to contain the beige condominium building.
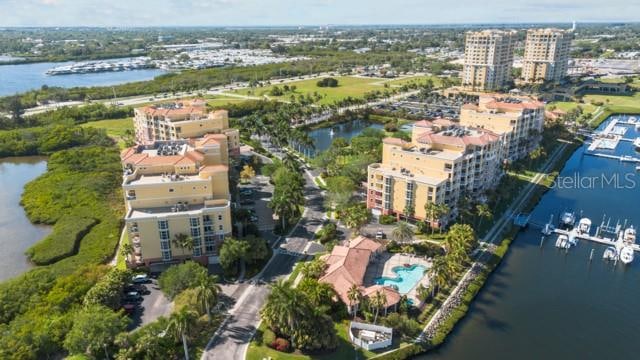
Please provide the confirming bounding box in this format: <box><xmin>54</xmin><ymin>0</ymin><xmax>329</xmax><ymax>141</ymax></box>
<box><xmin>120</xmin><ymin>135</ymin><xmax>233</xmax><ymax>266</ymax></box>
<box><xmin>462</xmin><ymin>30</ymin><xmax>517</xmax><ymax>91</ymax></box>
<box><xmin>367</xmin><ymin>119</ymin><xmax>501</xmax><ymax>225</ymax></box>
<box><xmin>460</xmin><ymin>94</ymin><xmax>545</xmax><ymax>162</ymax></box>
<box><xmin>133</xmin><ymin>99</ymin><xmax>240</xmax><ymax>157</ymax></box>
<box><xmin>521</xmin><ymin>28</ymin><xmax>573</xmax><ymax>83</ymax></box>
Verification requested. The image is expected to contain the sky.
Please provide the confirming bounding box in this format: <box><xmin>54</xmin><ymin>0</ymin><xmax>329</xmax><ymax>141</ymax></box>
<box><xmin>0</xmin><ymin>0</ymin><xmax>639</xmax><ymax>27</ymax></box>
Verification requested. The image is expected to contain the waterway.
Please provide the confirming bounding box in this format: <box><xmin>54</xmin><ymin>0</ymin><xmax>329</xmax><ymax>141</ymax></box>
<box><xmin>302</xmin><ymin>119</ymin><xmax>384</xmax><ymax>156</ymax></box>
<box><xmin>0</xmin><ymin>157</ymin><xmax>50</xmax><ymax>281</ymax></box>
<box><xmin>423</xmin><ymin>115</ymin><xmax>640</xmax><ymax>359</ymax></box>
<box><xmin>0</xmin><ymin>59</ymin><xmax>165</xmax><ymax>96</ymax></box>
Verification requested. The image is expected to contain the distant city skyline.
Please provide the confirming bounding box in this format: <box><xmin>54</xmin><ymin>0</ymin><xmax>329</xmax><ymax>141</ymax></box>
<box><xmin>1</xmin><ymin>0</ymin><xmax>639</xmax><ymax>27</ymax></box>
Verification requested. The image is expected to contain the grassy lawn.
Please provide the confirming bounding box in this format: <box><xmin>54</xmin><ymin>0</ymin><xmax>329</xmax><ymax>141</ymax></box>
<box><xmin>247</xmin><ymin>321</ymin><xmax>381</xmax><ymax>360</ymax></box>
<box><xmin>383</xmin><ymin>75</ymin><xmax>442</xmax><ymax>87</ymax></box>
<box><xmin>582</xmin><ymin>92</ymin><xmax>640</xmax><ymax>108</ymax></box>
<box><xmin>81</xmin><ymin>117</ymin><xmax>133</xmax><ymax>148</ymax></box>
<box><xmin>546</xmin><ymin>101</ymin><xmax>597</xmax><ymax>114</ymax></box>
<box><xmin>205</xmin><ymin>96</ymin><xmax>250</xmax><ymax>108</ymax></box>
<box><xmin>230</xmin><ymin>76</ymin><xmax>394</xmax><ymax>105</ymax></box>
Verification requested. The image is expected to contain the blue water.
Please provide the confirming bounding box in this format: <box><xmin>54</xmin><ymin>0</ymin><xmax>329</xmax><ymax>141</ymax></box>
<box><xmin>0</xmin><ymin>59</ymin><xmax>166</xmax><ymax>96</ymax></box>
<box><xmin>301</xmin><ymin>119</ymin><xmax>384</xmax><ymax>156</ymax></box>
<box><xmin>375</xmin><ymin>264</ymin><xmax>427</xmax><ymax>294</ymax></box>
<box><xmin>422</xmin><ymin>114</ymin><xmax>640</xmax><ymax>360</ymax></box>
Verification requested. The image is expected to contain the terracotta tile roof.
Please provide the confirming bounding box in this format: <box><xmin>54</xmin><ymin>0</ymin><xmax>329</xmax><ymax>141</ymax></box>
<box><xmin>484</xmin><ymin>99</ymin><xmax>544</xmax><ymax>112</ymax></box>
<box><xmin>416</xmin><ymin>127</ymin><xmax>499</xmax><ymax>147</ymax></box>
<box><xmin>362</xmin><ymin>285</ymin><xmax>401</xmax><ymax>306</ymax></box>
<box><xmin>350</xmin><ymin>236</ymin><xmax>383</xmax><ymax>252</ymax></box>
<box><xmin>185</xmin><ymin>151</ymin><xmax>205</xmax><ymax>162</ymax></box>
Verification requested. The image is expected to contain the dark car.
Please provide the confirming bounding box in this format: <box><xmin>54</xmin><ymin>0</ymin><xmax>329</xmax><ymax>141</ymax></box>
<box><xmin>239</xmin><ymin>199</ymin><xmax>255</xmax><ymax>205</ymax></box>
<box><xmin>122</xmin><ymin>303</ymin><xmax>137</xmax><ymax>315</ymax></box>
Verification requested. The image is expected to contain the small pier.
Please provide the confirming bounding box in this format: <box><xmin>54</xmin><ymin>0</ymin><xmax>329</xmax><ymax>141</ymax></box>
<box><xmin>552</xmin><ymin>229</ymin><xmax>640</xmax><ymax>252</ymax></box>
<box><xmin>584</xmin><ymin>117</ymin><xmax>639</xmax><ymax>154</ymax></box>
<box><xmin>584</xmin><ymin>152</ymin><xmax>640</xmax><ymax>163</ymax></box>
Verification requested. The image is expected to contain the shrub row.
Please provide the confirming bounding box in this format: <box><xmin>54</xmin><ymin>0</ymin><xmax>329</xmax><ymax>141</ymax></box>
<box><xmin>25</xmin><ymin>216</ymin><xmax>98</xmax><ymax>265</ymax></box>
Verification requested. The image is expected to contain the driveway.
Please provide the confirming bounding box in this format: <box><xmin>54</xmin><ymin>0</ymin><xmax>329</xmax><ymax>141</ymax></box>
<box><xmin>201</xmin><ymin>155</ymin><xmax>324</xmax><ymax>360</ymax></box>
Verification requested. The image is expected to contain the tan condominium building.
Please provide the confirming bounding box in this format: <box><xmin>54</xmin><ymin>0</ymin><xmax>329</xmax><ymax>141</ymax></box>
<box><xmin>462</xmin><ymin>30</ymin><xmax>517</xmax><ymax>91</ymax></box>
<box><xmin>521</xmin><ymin>28</ymin><xmax>573</xmax><ymax>83</ymax></box>
<box><xmin>120</xmin><ymin>137</ymin><xmax>233</xmax><ymax>266</ymax></box>
<box><xmin>367</xmin><ymin>119</ymin><xmax>502</xmax><ymax>225</ymax></box>
<box><xmin>133</xmin><ymin>99</ymin><xmax>240</xmax><ymax>156</ymax></box>
<box><xmin>460</xmin><ymin>94</ymin><xmax>545</xmax><ymax>162</ymax></box>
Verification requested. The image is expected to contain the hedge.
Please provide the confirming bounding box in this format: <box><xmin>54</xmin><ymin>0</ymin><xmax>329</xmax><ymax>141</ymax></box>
<box><xmin>25</xmin><ymin>215</ymin><xmax>98</xmax><ymax>265</ymax></box>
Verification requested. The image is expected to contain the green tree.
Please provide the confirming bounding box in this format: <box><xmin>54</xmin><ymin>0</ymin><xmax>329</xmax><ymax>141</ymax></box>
<box><xmin>172</xmin><ymin>233</ymin><xmax>194</xmax><ymax>258</ymax></box>
<box><xmin>195</xmin><ymin>274</ymin><xmax>222</xmax><ymax>323</ymax></box>
<box><xmin>218</xmin><ymin>238</ymin><xmax>250</xmax><ymax>274</ymax></box>
<box><xmin>371</xmin><ymin>290</ymin><xmax>387</xmax><ymax>324</ymax></box>
<box><xmin>347</xmin><ymin>284</ymin><xmax>361</xmax><ymax>320</ymax></box>
<box><xmin>475</xmin><ymin>203</ymin><xmax>493</xmax><ymax>229</ymax></box>
<box><xmin>158</xmin><ymin>261</ymin><xmax>208</xmax><ymax>299</ymax></box>
<box><xmin>260</xmin><ymin>280</ymin><xmax>310</xmax><ymax>346</ymax></box>
<box><xmin>340</xmin><ymin>203</ymin><xmax>370</xmax><ymax>234</ymax></box>
<box><xmin>166</xmin><ymin>308</ymin><xmax>198</xmax><ymax>360</ymax></box>
<box><xmin>391</xmin><ymin>221</ymin><xmax>414</xmax><ymax>243</ymax></box>
<box><xmin>63</xmin><ymin>305</ymin><xmax>129</xmax><ymax>358</ymax></box>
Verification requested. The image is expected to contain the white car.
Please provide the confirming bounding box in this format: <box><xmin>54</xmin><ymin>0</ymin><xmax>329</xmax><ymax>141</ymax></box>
<box><xmin>131</xmin><ymin>274</ymin><xmax>150</xmax><ymax>284</ymax></box>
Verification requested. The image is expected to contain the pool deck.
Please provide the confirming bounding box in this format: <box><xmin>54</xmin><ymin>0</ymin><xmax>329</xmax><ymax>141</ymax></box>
<box><xmin>364</xmin><ymin>253</ymin><xmax>432</xmax><ymax>303</ymax></box>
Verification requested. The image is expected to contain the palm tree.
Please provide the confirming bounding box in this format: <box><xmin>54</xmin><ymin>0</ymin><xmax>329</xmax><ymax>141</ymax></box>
<box><xmin>120</xmin><ymin>242</ymin><xmax>134</xmax><ymax>263</ymax></box>
<box><xmin>391</xmin><ymin>221</ymin><xmax>414</xmax><ymax>244</ymax></box>
<box><xmin>428</xmin><ymin>256</ymin><xmax>453</xmax><ymax>296</ymax></box>
<box><xmin>172</xmin><ymin>233</ymin><xmax>194</xmax><ymax>258</ymax></box>
<box><xmin>196</xmin><ymin>274</ymin><xmax>222</xmax><ymax>324</ymax></box>
<box><xmin>347</xmin><ymin>284</ymin><xmax>361</xmax><ymax>320</ymax></box>
<box><xmin>475</xmin><ymin>203</ymin><xmax>493</xmax><ymax>229</ymax></box>
<box><xmin>372</xmin><ymin>290</ymin><xmax>387</xmax><ymax>324</ymax></box>
<box><xmin>260</xmin><ymin>280</ymin><xmax>309</xmax><ymax>347</ymax></box>
<box><xmin>166</xmin><ymin>308</ymin><xmax>198</xmax><ymax>360</ymax></box>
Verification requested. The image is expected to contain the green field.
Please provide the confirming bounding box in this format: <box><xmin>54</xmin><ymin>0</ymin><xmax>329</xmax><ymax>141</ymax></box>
<box><xmin>229</xmin><ymin>75</ymin><xmax>437</xmax><ymax>105</ymax></box>
<box><xmin>546</xmin><ymin>101</ymin><xmax>597</xmax><ymax>113</ymax></box>
<box><xmin>583</xmin><ymin>92</ymin><xmax>640</xmax><ymax>108</ymax></box>
<box><xmin>81</xmin><ymin>117</ymin><xmax>133</xmax><ymax>148</ymax></box>
<box><xmin>383</xmin><ymin>75</ymin><xmax>442</xmax><ymax>87</ymax></box>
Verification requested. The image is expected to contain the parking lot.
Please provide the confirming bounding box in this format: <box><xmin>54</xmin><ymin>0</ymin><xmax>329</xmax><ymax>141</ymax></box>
<box><xmin>237</xmin><ymin>175</ymin><xmax>275</xmax><ymax>233</ymax></box>
<box><xmin>374</xmin><ymin>93</ymin><xmax>477</xmax><ymax>120</ymax></box>
<box><xmin>125</xmin><ymin>277</ymin><xmax>173</xmax><ymax>330</ymax></box>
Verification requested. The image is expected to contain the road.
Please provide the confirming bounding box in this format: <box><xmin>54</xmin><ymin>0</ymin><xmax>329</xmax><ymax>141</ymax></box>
<box><xmin>201</xmin><ymin>154</ymin><xmax>326</xmax><ymax>360</ymax></box>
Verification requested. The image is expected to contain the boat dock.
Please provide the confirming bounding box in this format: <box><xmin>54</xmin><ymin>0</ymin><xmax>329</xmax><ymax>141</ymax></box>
<box><xmin>584</xmin><ymin>117</ymin><xmax>639</xmax><ymax>153</ymax></box>
<box><xmin>583</xmin><ymin>152</ymin><xmax>640</xmax><ymax>162</ymax></box>
<box><xmin>552</xmin><ymin>228</ymin><xmax>640</xmax><ymax>252</ymax></box>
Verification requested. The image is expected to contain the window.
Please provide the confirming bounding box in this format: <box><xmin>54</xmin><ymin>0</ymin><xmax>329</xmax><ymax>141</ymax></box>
<box><xmin>159</xmin><ymin>230</ymin><xmax>170</xmax><ymax>240</ymax></box>
<box><xmin>158</xmin><ymin>220</ymin><xmax>168</xmax><ymax>230</ymax></box>
<box><xmin>189</xmin><ymin>218</ymin><xmax>200</xmax><ymax>227</ymax></box>
<box><xmin>218</xmin><ymin>215</ymin><xmax>222</xmax><ymax>221</ymax></box>
<box><xmin>219</xmin><ymin>225</ymin><xmax>223</xmax><ymax>231</ymax></box>
<box><xmin>162</xmin><ymin>250</ymin><xmax>172</xmax><ymax>261</ymax></box>
<box><xmin>169</xmin><ymin>188</ymin><xmax>174</xmax><ymax>192</ymax></box>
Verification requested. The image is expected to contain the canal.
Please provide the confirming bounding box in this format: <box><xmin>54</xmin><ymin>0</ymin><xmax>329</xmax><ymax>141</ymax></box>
<box><xmin>0</xmin><ymin>157</ymin><xmax>50</xmax><ymax>281</ymax></box>
<box><xmin>423</xmin><ymin>115</ymin><xmax>640</xmax><ymax>359</ymax></box>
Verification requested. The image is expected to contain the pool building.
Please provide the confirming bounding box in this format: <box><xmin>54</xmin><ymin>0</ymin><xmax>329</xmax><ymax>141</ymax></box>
<box><xmin>320</xmin><ymin>236</ymin><xmax>431</xmax><ymax>314</ymax></box>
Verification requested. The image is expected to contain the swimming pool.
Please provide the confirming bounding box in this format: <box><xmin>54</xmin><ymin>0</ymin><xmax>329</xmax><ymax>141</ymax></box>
<box><xmin>374</xmin><ymin>264</ymin><xmax>427</xmax><ymax>294</ymax></box>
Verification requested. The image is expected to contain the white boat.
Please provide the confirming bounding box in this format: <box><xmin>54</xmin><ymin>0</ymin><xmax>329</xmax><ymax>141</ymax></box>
<box><xmin>634</xmin><ymin>138</ymin><xmax>640</xmax><ymax>151</ymax></box>
<box><xmin>619</xmin><ymin>246</ymin><xmax>634</xmax><ymax>264</ymax></box>
<box><xmin>603</xmin><ymin>246</ymin><xmax>617</xmax><ymax>260</ymax></box>
<box><xmin>636</xmin><ymin>165</ymin><xmax>640</xmax><ymax>171</ymax></box>
<box><xmin>568</xmin><ymin>231</ymin><xmax>579</xmax><ymax>246</ymax></box>
<box><xmin>559</xmin><ymin>211</ymin><xmax>576</xmax><ymax>228</ymax></box>
<box><xmin>555</xmin><ymin>235</ymin><xmax>570</xmax><ymax>249</ymax></box>
<box><xmin>542</xmin><ymin>223</ymin><xmax>555</xmax><ymax>236</ymax></box>
<box><xmin>577</xmin><ymin>218</ymin><xmax>591</xmax><ymax>235</ymax></box>
<box><xmin>623</xmin><ymin>226</ymin><xmax>636</xmax><ymax>245</ymax></box>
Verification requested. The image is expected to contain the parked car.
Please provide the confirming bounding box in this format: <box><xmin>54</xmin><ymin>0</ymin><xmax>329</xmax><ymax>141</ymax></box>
<box><xmin>131</xmin><ymin>274</ymin><xmax>150</xmax><ymax>284</ymax></box>
<box><xmin>239</xmin><ymin>188</ymin><xmax>254</xmax><ymax>196</ymax></box>
<box><xmin>126</xmin><ymin>284</ymin><xmax>150</xmax><ymax>295</ymax></box>
<box><xmin>124</xmin><ymin>291</ymin><xmax>142</xmax><ymax>303</ymax></box>
<box><xmin>122</xmin><ymin>303</ymin><xmax>137</xmax><ymax>315</ymax></box>
<box><xmin>375</xmin><ymin>230</ymin><xmax>386</xmax><ymax>239</ymax></box>
<box><xmin>239</xmin><ymin>199</ymin><xmax>255</xmax><ymax>205</ymax></box>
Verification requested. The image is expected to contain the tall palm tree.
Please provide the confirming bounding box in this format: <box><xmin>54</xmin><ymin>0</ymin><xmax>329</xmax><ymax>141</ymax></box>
<box><xmin>391</xmin><ymin>221</ymin><xmax>414</xmax><ymax>244</ymax></box>
<box><xmin>120</xmin><ymin>242</ymin><xmax>134</xmax><ymax>263</ymax></box>
<box><xmin>372</xmin><ymin>290</ymin><xmax>387</xmax><ymax>324</ymax></box>
<box><xmin>196</xmin><ymin>274</ymin><xmax>222</xmax><ymax>323</ymax></box>
<box><xmin>347</xmin><ymin>284</ymin><xmax>361</xmax><ymax>320</ymax></box>
<box><xmin>475</xmin><ymin>203</ymin><xmax>493</xmax><ymax>229</ymax></box>
<box><xmin>428</xmin><ymin>256</ymin><xmax>453</xmax><ymax>296</ymax></box>
<box><xmin>172</xmin><ymin>233</ymin><xmax>194</xmax><ymax>258</ymax></box>
<box><xmin>166</xmin><ymin>308</ymin><xmax>198</xmax><ymax>360</ymax></box>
